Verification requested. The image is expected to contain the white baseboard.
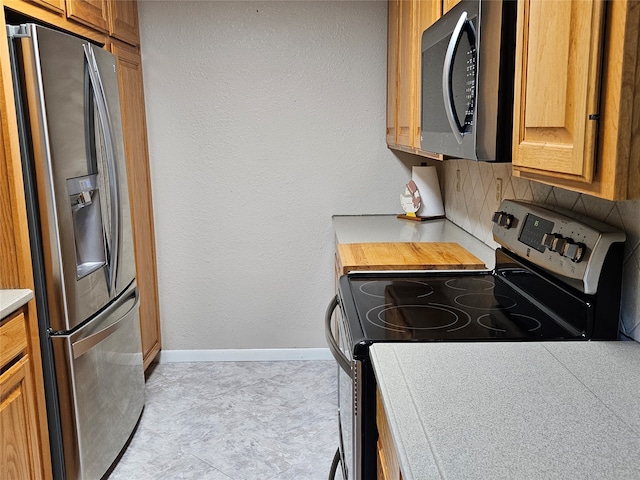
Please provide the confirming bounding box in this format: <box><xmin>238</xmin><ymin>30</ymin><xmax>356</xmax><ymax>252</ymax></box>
<box><xmin>156</xmin><ymin>348</ymin><xmax>333</xmax><ymax>363</ymax></box>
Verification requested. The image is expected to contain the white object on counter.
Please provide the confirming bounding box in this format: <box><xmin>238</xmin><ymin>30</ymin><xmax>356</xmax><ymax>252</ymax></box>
<box><xmin>371</xmin><ymin>341</ymin><xmax>640</xmax><ymax>480</ymax></box>
<box><xmin>412</xmin><ymin>166</ymin><xmax>444</xmax><ymax>218</ymax></box>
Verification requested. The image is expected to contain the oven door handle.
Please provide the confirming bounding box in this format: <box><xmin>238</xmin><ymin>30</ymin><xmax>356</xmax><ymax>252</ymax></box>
<box><xmin>325</xmin><ymin>295</ymin><xmax>352</xmax><ymax>376</ymax></box>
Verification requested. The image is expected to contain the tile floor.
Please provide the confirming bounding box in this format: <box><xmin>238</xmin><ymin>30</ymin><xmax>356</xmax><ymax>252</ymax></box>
<box><xmin>108</xmin><ymin>360</ymin><xmax>339</xmax><ymax>480</ymax></box>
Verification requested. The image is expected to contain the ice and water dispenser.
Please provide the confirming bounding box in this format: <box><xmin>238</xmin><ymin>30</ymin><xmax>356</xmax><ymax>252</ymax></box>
<box><xmin>66</xmin><ymin>174</ymin><xmax>107</xmax><ymax>279</ymax></box>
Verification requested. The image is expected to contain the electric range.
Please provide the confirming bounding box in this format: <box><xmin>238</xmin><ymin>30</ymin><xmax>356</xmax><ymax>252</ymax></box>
<box><xmin>326</xmin><ymin>199</ymin><xmax>626</xmax><ymax>480</ymax></box>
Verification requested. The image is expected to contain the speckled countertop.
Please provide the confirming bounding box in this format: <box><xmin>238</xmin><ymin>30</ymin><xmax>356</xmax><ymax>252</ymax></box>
<box><xmin>0</xmin><ymin>289</ymin><xmax>34</xmax><ymax>318</ymax></box>
<box><xmin>371</xmin><ymin>342</ymin><xmax>640</xmax><ymax>480</ymax></box>
<box><xmin>332</xmin><ymin>215</ymin><xmax>495</xmax><ymax>270</ymax></box>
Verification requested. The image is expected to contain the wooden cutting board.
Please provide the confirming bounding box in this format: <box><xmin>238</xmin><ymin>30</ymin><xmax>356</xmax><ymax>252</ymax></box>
<box><xmin>336</xmin><ymin>242</ymin><xmax>486</xmax><ymax>274</ymax></box>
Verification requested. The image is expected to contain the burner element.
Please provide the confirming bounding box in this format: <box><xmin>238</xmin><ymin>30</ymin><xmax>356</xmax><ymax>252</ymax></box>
<box><xmin>477</xmin><ymin>313</ymin><xmax>542</xmax><ymax>333</ymax></box>
<box><xmin>445</xmin><ymin>278</ymin><xmax>494</xmax><ymax>291</ymax></box>
<box><xmin>359</xmin><ymin>280</ymin><xmax>434</xmax><ymax>299</ymax></box>
<box><xmin>454</xmin><ymin>293</ymin><xmax>517</xmax><ymax>310</ymax></box>
<box><xmin>366</xmin><ymin>303</ymin><xmax>471</xmax><ymax>333</ymax></box>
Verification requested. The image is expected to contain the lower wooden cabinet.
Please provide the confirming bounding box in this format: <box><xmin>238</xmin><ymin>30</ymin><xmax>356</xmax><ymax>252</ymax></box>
<box><xmin>0</xmin><ymin>309</ymin><xmax>49</xmax><ymax>480</ymax></box>
<box><xmin>109</xmin><ymin>40</ymin><xmax>162</xmax><ymax>369</ymax></box>
<box><xmin>377</xmin><ymin>387</ymin><xmax>403</xmax><ymax>480</ymax></box>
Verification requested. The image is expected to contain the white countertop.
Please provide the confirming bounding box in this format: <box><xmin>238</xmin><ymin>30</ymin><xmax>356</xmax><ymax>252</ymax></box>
<box><xmin>371</xmin><ymin>341</ymin><xmax>640</xmax><ymax>480</ymax></box>
<box><xmin>0</xmin><ymin>289</ymin><xmax>34</xmax><ymax>318</ymax></box>
<box><xmin>332</xmin><ymin>215</ymin><xmax>495</xmax><ymax>269</ymax></box>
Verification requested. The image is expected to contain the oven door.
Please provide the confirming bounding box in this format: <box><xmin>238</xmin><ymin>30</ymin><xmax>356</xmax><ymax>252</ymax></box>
<box><xmin>326</xmin><ymin>295</ymin><xmax>355</xmax><ymax>480</ymax></box>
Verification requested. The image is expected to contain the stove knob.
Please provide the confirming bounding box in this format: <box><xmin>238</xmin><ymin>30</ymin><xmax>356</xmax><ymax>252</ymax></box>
<box><xmin>491</xmin><ymin>211</ymin><xmax>514</xmax><ymax>229</ymax></box>
<box><xmin>542</xmin><ymin>233</ymin><xmax>563</xmax><ymax>251</ymax></box>
<box><xmin>553</xmin><ymin>236</ymin><xmax>568</xmax><ymax>254</ymax></box>
<box><xmin>542</xmin><ymin>233</ymin><xmax>556</xmax><ymax>249</ymax></box>
<box><xmin>562</xmin><ymin>239</ymin><xmax>586</xmax><ymax>263</ymax></box>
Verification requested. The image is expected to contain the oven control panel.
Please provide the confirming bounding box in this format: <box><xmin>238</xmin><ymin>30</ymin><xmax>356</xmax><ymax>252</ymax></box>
<box><xmin>492</xmin><ymin>200</ymin><xmax>625</xmax><ymax>294</ymax></box>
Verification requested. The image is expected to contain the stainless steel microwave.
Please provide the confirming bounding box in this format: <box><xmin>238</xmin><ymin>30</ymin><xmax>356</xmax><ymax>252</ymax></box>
<box><xmin>420</xmin><ymin>0</ymin><xmax>516</xmax><ymax>161</ymax></box>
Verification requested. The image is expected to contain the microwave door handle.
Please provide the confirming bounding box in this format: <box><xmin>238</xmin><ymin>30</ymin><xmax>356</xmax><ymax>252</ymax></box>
<box><xmin>83</xmin><ymin>44</ymin><xmax>121</xmax><ymax>296</ymax></box>
<box><xmin>443</xmin><ymin>11</ymin><xmax>468</xmax><ymax>145</ymax></box>
<box><xmin>325</xmin><ymin>295</ymin><xmax>352</xmax><ymax>377</ymax></box>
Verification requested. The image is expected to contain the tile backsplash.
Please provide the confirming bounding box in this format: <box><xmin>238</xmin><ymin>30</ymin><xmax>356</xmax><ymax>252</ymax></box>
<box><xmin>439</xmin><ymin>159</ymin><xmax>640</xmax><ymax>342</ymax></box>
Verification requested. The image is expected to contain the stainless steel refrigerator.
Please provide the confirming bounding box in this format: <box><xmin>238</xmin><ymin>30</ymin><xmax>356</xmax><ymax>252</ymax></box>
<box><xmin>7</xmin><ymin>23</ymin><xmax>145</xmax><ymax>480</ymax></box>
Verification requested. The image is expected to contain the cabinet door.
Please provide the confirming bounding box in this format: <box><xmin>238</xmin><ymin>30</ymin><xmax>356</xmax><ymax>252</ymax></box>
<box><xmin>512</xmin><ymin>0</ymin><xmax>606</xmax><ymax>183</ymax></box>
<box><xmin>108</xmin><ymin>0</ymin><xmax>139</xmax><ymax>46</ymax></box>
<box><xmin>1</xmin><ymin>357</ymin><xmax>42</xmax><ymax>479</ymax></box>
<box><xmin>109</xmin><ymin>41</ymin><xmax>162</xmax><ymax>369</ymax></box>
<box><xmin>396</xmin><ymin>0</ymin><xmax>414</xmax><ymax>147</ymax></box>
<box><xmin>25</xmin><ymin>0</ymin><xmax>65</xmax><ymax>14</ymax></box>
<box><xmin>387</xmin><ymin>0</ymin><xmax>400</xmax><ymax>146</ymax></box>
<box><xmin>66</xmin><ymin>0</ymin><xmax>108</xmax><ymax>32</ymax></box>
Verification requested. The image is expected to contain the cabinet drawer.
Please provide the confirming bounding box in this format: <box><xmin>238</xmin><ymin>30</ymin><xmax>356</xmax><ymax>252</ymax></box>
<box><xmin>0</xmin><ymin>311</ymin><xmax>28</xmax><ymax>369</ymax></box>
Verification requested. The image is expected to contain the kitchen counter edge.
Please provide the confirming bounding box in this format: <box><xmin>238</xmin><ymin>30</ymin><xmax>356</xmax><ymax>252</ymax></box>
<box><xmin>1</xmin><ymin>289</ymin><xmax>34</xmax><ymax>318</ymax></box>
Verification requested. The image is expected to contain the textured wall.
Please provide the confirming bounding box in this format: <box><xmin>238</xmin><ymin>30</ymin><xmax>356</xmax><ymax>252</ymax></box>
<box><xmin>137</xmin><ymin>1</ymin><xmax>410</xmax><ymax>350</ymax></box>
<box><xmin>440</xmin><ymin>160</ymin><xmax>640</xmax><ymax>342</ymax></box>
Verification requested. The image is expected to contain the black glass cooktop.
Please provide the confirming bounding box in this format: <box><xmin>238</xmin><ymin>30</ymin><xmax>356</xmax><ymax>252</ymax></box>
<box><xmin>341</xmin><ymin>272</ymin><xmax>584</xmax><ymax>343</ymax></box>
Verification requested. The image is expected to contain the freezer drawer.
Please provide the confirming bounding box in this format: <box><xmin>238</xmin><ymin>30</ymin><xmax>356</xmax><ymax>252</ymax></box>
<box><xmin>52</xmin><ymin>282</ymin><xmax>144</xmax><ymax>480</ymax></box>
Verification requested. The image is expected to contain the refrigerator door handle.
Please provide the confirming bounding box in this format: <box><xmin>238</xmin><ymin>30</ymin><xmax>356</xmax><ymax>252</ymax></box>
<box><xmin>83</xmin><ymin>44</ymin><xmax>121</xmax><ymax>297</ymax></box>
<box><xmin>72</xmin><ymin>287</ymin><xmax>139</xmax><ymax>359</ymax></box>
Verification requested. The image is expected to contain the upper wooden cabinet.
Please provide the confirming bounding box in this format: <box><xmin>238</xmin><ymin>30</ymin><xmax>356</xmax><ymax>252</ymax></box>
<box><xmin>25</xmin><ymin>0</ymin><xmax>65</xmax><ymax>14</ymax></box>
<box><xmin>108</xmin><ymin>0</ymin><xmax>139</xmax><ymax>46</ymax></box>
<box><xmin>386</xmin><ymin>0</ymin><xmax>442</xmax><ymax>158</ymax></box>
<box><xmin>512</xmin><ymin>0</ymin><xmax>640</xmax><ymax>200</ymax></box>
<box><xmin>65</xmin><ymin>0</ymin><xmax>108</xmax><ymax>32</ymax></box>
<box><xmin>67</xmin><ymin>0</ymin><xmax>140</xmax><ymax>44</ymax></box>
<box><xmin>512</xmin><ymin>0</ymin><xmax>605</xmax><ymax>185</ymax></box>
<box><xmin>5</xmin><ymin>0</ymin><xmax>140</xmax><ymax>46</ymax></box>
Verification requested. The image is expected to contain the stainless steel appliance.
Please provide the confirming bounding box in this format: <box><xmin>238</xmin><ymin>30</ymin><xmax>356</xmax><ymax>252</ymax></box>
<box><xmin>420</xmin><ymin>0</ymin><xmax>516</xmax><ymax>161</ymax></box>
<box><xmin>326</xmin><ymin>200</ymin><xmax>626</xmax><ymax>480</ymax></box>
<box><xmin>8</xmin><ymin>24</ymin><xmax>145</xmax><ymax>480</ymax></box>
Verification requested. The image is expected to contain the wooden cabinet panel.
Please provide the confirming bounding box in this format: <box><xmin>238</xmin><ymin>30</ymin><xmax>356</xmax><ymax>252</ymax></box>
<box><xmin>387</xmin><ymin>0</ymin><xmax>443</xmax><ymax>158</ymax></box>
<box><xmin>109</xmin><ymin>41</ymin><xmax>162</xmax><ymax>369</ymax></box>
<box><xmin>65</xmin><ymin>0</ymin><xmax>108</xmax><ymax>32</ymax></box>
<box><xmin>0</xmin><ymin>312</ymin><xmax>28</xmax><ymax>367</ymax></box>
<box><xmin>1</xmin><ymin>357</ymin><xmax>41</xmax><ymax>480</ymax></box>
<box><xmin>396</xmin><ymin>0</ymin><xmax>414</xmax><ymax>147</ymax></box>
<box><xmin>512</xmin><ymin>0</ymin><xmax>640</xmax><ymax>200</ymax></box>
<box><xmin>108</xmin><ymin>0</ymin><xmax>139</xmax><ymax>46</ymax></box>
<box><xmin>0</xmin><ymin>11</ymin><xmax>52</xmax><ymax>475</ymax></box>
<box><xmin>0</xmin><ymin>308</ymin><xmax>49</xmax><ymax>480</ymax></box>
<box><xmin>377</xmin><ymin>388</ymin><xmax>402</xmax><ymax>480</ymax></box>
<box><xmin>25</xmin><ymin>0</ymin><xmax>65</xmax><ymax>14</ymax></box>
<box><xmin>387</xmin><ymin>0</ymin><xmax>400</xmax><ymax>146</ymax></box>
<box><xmin>512</xmin><ymin>0</ymin><xmax>605</xmax><ymax>183</ymax></box>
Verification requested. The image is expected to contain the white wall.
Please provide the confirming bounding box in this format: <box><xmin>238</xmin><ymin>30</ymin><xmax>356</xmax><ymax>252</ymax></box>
<box><xmin>137</xmin><ymin>1</ymin><xmax>410</xmax><ymax>351</ymax></box>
